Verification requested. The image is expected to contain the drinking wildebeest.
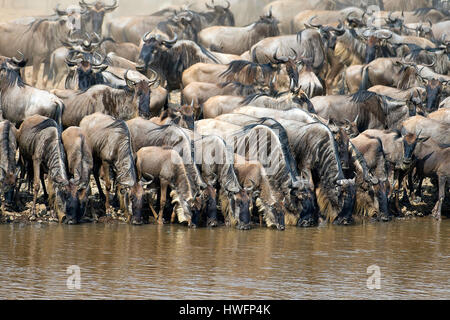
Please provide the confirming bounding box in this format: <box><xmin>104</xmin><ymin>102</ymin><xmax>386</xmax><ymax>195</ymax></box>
<box><xmin>135</xmin><ymin>146</ymin><xmax>195</xmax><ymax>226</ymax></box>
<box><xmin>16</xmin><ymin>115</ymin><xmax>79</xmax><ymax>223</ymax></box>
<box><xmin>0</xmin><ymin>54</ymin><xmax>64</xmax><ymax>127</ymax></box>
<box><xmin>61</xmin><ymin>126</ymin><xmax>94</xmax><ymax>220</ymax></box>
<box><xmin>79</xmin><ymin>113</ymin><xmax>144</xmax><ymax>225</ymax></box>
<box><xmin>0</xmin><ymin>120</ymin><xmax>17</xmax><ymax>214</ymax></box>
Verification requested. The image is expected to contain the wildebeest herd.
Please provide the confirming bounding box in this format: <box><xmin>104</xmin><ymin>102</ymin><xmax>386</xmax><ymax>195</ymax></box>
<box><xmin>0</xmin><ymin>0</ymin><xmax>449</xmax><ymax>230</ymax></box>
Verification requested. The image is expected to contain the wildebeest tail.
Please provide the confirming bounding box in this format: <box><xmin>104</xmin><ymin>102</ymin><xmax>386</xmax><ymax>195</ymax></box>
<box><xmin>55</xmin><ymin>100</ymin><xmax>64</xmax><ymax>134</ymax></box>
<box><xmin>359</xmin><ymin>66</ymin><xmax>371</xmax><ymax>91</ymax></box>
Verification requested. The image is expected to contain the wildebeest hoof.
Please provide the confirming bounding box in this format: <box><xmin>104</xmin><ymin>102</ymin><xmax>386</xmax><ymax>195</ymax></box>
<box><xmin>189</xmin><ymin>223</ymin><xmax>197</xmax><ymax>229</ymax></box>
<box><xmin>66</xmin><ymin>219</ymin><xmax>77</xmax><ymax>225</ymax></box>
<box><xmin>237</xmin><ymin>223</ymin><xmax>251</xmax><ymax>230</ymax></box>
<box><xmin>206</xmin><ymin>218</ymin><xmax>218</xmax><ymax>228</ymax></box>
<box><xmin>379</xmin><ymin>214</ymin><xmax>391</xmax><ymax>222</ymax></box>
<box><xmin>131</xmin><ymin>217</ymin><xmax>143</xmax><ymax>225</ymax></box>
<box><xmin>29</xmin><ymin>214</ymin><xmax>37</xmax><ymax>221</ymax></box>
<box><xmin>297</xmin><ymin>218</ymin><xmax>316</xmax><ymax>228</ymax></box>
<box><xmin>277</xmin><ymin>225</ymin><xmax>285</xmax><ymax>231</ymax></box>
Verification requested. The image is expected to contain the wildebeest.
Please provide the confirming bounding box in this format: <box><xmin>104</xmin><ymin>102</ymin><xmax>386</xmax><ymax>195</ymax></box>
<box><xmin>368</xmin><ymin>85</ymin><xmax>426</xmax><ymax>114</ymax></box>
<box><xmin>136</xmin><ymin>33</ymin><xmax>222</xmax><ymax>90</ymax></box>
<box><xmin>136</xmin><ymin>146</ymin><xmax>194</xmax><ymax>226</ymax></box>
<box><xmin>264</xmin><ymin>119</ymin><xmax>357</xmax><ymax>225</ymax></box>
<box><xmin>427</xmin><ymin>108</ymin><xmax>450</xmax><ymax>124</ymax></box>
<box><xmin>361</xmin><ymin>128</ymin><xmax>429</xmax><ymax>214</ymax></box>
<box><xmin>16</xmin><ymin>115</ymin><xmax>79</xmax><ymax>223</ymax></box>
<box><xmin>350</xmin><ymin>134</ymin><xmax>390</xmax><ymax>220</ymax></box>
<box><xmin>198</xmin><ymin>10</ymin><xmax>280</xmax><ymax>55</ymax></box>
<box><xmin>233</xmin><ymin>153</ymin><xmax>285</xmax><ymax>229</ymax></box>
<box><xmin>0</xmin><ymin>120</ymin><xmax>17</xmax><ymax>214</ymax></box>
<box><xmin>402</xmin><ymin>115</ymin><xmax>450</xmax><ymax>145</ymax></box>
<box><xmin>181</xmin><ymin>81</ymin><xmax>262</xmax><ymax>116</ymax></box>
<box><xmin>150</xmin><ymin>103</ymin><xmax>195</xmax><ymax>130</ymax></box>
<box><xmin>192</xmin><ymin>134</ymin><xmax>256</xmax><ymax>230</ymax></box>
<box><xmin>58</xmin><ymin>70</ymin><xmax>158</xmax><ymax>127</ymax></box>
<box><xmin>0</xmin><ymin>55</ymin><xmax>64</xmax><ymax>127</ymax></box>
<box><xmin>79</xmin><ymin>113</ymin><xmax>144</xmax><ymax>224</ymax></box>
<box><xmin>61</xmin><ymin>126</ymin><xmax>94</xmax><ymax>220</ymax></box>
<box><xmin>0</xmin><ymin>14</ymin><xmax>78</xmax><ymax>86</ymax></box>
<box><xmin>55</xmin><ymin>1</ymin><xmax>118</xmax><ymax>37</ymax></box>
<box><xmin>409</xmin><ymin>137</ymin><xmax>449</xmax><ymax>220</ymax></box>
<box><xmin>125</xmin><ymin>117</ymin><xmax>207</xmax><ymax>198</ymax></box>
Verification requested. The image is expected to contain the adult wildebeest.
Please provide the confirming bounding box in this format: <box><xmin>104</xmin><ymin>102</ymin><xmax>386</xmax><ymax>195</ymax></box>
<box><xmin>0</xmin><ymin>55</ymin><xmax>64</xmax><ymax>127</ymax></box>
<box><xmin>192</xmin><ymin>135</ymin><xmax>258</xmax><ymax>229</ymax></box>
<box><xmin>77</xmin><ymin>0</ymin><xmax>118</xmax><ymax>36</ymax></box>
<box><xmin>350</xmin><ymin>135</ymin><xmax>390</xmax><ymax>221</ymax></box>
<box><xmin>198</xmin><ymin>10</ymin><xmax>279</xmax><ymax>55</ymax></box>
<box><xmin>427</xmin><ymin>108</ymin><xmax>450</xmax><ymax>124</ymax></box>
<box><xmin>311</xmin><ymin>90</ymin><xmax>408</xmax><ymax>132</ymax></box>
<box><xmin>61</xmin><ymin>126</ymin><xmax>94</xmax><ymax>220</ymax></box>
<box><xmin>58</xmin><ymin>70</ymin><xmax>158</xmax><ymax>128</ymax></box>
<box><xmin>125</xmin><ymin>117</ymin><xmax>207</xmax><ymax>198</ymax></box>
<box><xmin>136</xmin><ymin>33</ymin><xmax>222</xmax><ymax>90</ymax></box>
<box><xmin>135</xmin><ymin>146</ymin><xmax>194</xmax><ymax>226</ymax></box>
<box><xmin>233</xmin><ymin>153</ymin><xmax>285</xmax><ymax>229</ymax></box>
<box><xmin>264</xmin><ymin>119</ymin><xmax>357</xmax><ymax>225</ymax></box>
<box><xmin>16</xmin><ymin>115</ymin><xmax>79</xmax><ymax>223</ymax></box>
<box><xmin>79</xmin><ymin>113</ymin><xmax>144</xmax><ymax>224</ymax></box>
<box><xmin>361</xmin><ymin>128</ymin><xmax>429</xmax><ymax>214</ymax></box>
<box><xmin>0</xmin><ymin>120</ymin><xmax>17</xmax><ymax>214</ymax></box>
<box><xmin>181</xmin><ymin>81</ymin><xmax>262</xmax><ymax>117</ymax></box>
<box><xmin>0</xmin><ymin>14</ymin><xmax>79</xmax><ymax>87</ymax></box>
<box><xmin>402</xmin><ymin>115</ymin><xmax>450</xmax><ymax>145</ymax></box>
<box><xmin>410</xmin><ymin>137</ymin><xmax>449</xmax><ymax>220</ymax></box>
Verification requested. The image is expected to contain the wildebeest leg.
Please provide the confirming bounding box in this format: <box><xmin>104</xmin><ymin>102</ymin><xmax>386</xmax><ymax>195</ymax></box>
<box><xmin>30</xmin><ymin>159</ymin><xmax>41</xmax><ymax>220</ymax></box>
<box><xmin>40</xmin><ymin>172</ymin><xmax>48</xmax><ymax>199</ymax></box>
<box><xmin>158</xmin><ymin>179</ymin><xmax>168</xmax><ymax>225</ymax></box>
<box><xmin>431</xmin><ymin>175</ymin><xmax>446</xmax><ymax>220</ymax></box>
<box><xmin>400</xmin><ymin>174</ymin><xmax>411</xmax><ymax>206</ymax></box>
<box><xmin>102</xmin><ymin>162</ymin><xmax>113</xmax><ymax>217</ymax></box>
<box><xmin>42</xmin><ymin>60</ymin><xmax>50</xmax><ymax>89</ymax></box>
<box><xmin>32</xmin><ymin>60</ymin><xmax>42</xmax><ymax>88</ymax></box>
<box><xmin>93</xmin><ymin>161</ymin><xmax>105</xmax><ymax>200</ymax></box>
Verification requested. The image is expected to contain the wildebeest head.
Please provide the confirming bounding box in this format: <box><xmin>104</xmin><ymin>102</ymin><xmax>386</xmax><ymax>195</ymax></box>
<box><xmin>423</xmin><ymin>78</ymin><xmax>448</xmax><ymax>112</ymax></box>
<box><xmin>333</xmin><ymin>178</ymin><xmax>356</xmax><ymax>225</ymax></box>
<box><xmin>416</xmin><ymin>20</ymin><xmax>433</xmax><ymax>39</ymax></box>
<box><xmin>345</xmin><ymin>11</ymin><xmax>366</xmax><ymax>29</ymax></box>
<box><xmin>291</xmin><ymin>178</ymin><xmax>318</xmax><ymax>227</ymax></box>
<box><xmin>304</xmin><ymin>16</ymin><xmax>345</xmax><ymax>51</ymax></box>
<box><xmin>79</xmin><ymin>0</ymin><xmax>118</xmax><ymax>35</ymax></box>
<box><xmin>136</xmin><ymin>33</ymin><xmax>178</xmax><ymax>73</ymax></box>
<box><xmin>204</xmin><ymin>0</ymin><xmax>235</xmax><ymax>26</ymax></box>
<box><xmin>124</xmin><ymin>70</ymin><xmax>159</xmax><ymax>119</ymax></box>
<box><xmin>54</xmin><ymin>179</ymin><xmax>80</xmax><ymax>225</ymax></box>
<box><xmin>361</xmin><ymin>29</ymin><xmax>393</xmax><ymax>64</ymax></box>
<box><xmin>0</xmin><ymin>52</ymin><xmax>28</xmax><ymax>89</ymax></box>
<box><xmin>65</xmin><ymin>52</ymin><xmax>108</xmax><ymax>90</ymax></box>
<box><xmin>172</xmin><ymin>101</ymin><xmax>195</xmax><ymax>130</ymax></box>
<box><xmin>230</xmin><ymin>188</ymin><xmax>251</xmax><ymax>230</ymax></box>
<box><xmin>254</xmin><ymin>9</ymin><xmax>280</xmax><ymax>37</ymax></box>
<box><xmin>385</xmin><ymin>11</ymin><xmax>404</xmax><ymax>34</ymax></box>
<box><xmin>400</xmin><ymin>130</ymin><xmax>429</xmax><ymax>169</ymax></box>
<box><xmin>118</xmin><ymin>181</ymin><xmax>146</xmax><ymax>225</ymax></box>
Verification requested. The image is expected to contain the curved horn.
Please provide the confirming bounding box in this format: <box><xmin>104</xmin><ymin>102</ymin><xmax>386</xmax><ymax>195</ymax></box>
<box><xmin>306</xmin><ymin>15</ymin><xmax>321</xmax><ymax>29</ymax></box>
<box><xmin>289</xmin><ymin>48</ymin><xmax>297</xmax><ymax>60</ymax></box>
<box><xmin>54</xmin><ymin>4</ymin><xmax>67</xmax><ymax>16</ymax></box>
<box><xmin>162</xmin><ymin>33</ymin><xmax>178</xmax><ymax>46</ymax></box>
<box><xmin>224</xmin><ymin>0</ymin><xmax>230</xmax><ymax>9</ymax></box>
<box><xmin>105</xmin><ymin>0</ymin><xmax>118</xmax><ymax>9</ymax></box>
<box><xmin>79</xmin><ymin>0</ymin><xmax>94</xmax><ymax>8</ymax></box>
<box><xmin>205</xmin><ymin>1</ymin><xmax>213</xmax><ymax>9</ymax></box>
<box><xmin>12</xmin><ymin>50</ymin><xmax>25</xmax><ymax>65</ymax></box>
<box><xmin>273</xmin><ymin>49</ymin><xmax>288</xmax><ymax>63</ymax></box>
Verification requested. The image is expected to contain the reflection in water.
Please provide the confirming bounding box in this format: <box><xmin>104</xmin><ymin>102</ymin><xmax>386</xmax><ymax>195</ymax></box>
<box><xmin>0</xmin><ymin>219</ymin><xmax>449</xmax><ymax>299</ymax></box>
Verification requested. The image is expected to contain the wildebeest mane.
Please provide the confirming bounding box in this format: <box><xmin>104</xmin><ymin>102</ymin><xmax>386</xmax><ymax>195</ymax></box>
<box><xmin>219</xmin><ymin>60</ymin><xmax>274</xmax><ymax>84</ymax></box>
<box><xmin>28</xmin><ymin>118</ymin><xmax>68</xmax><ymax>186</ymax></box>
<box><xmin>350</xmin><ymin>90</ymin><xmax>378</xmax><ymax>103</ymax></box>
<box><xmin>104</xmin><ymin>119</ymin><xmax>136</xmax><ymax>185</ymax></box>
<box><xmin>218</xmin><ymin>81</ymin><xmax>260</xmax><ymax>96</ymax></box>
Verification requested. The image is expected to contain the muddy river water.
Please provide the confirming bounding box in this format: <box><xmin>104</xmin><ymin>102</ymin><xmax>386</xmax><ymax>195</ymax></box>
<box><xmin>0</xmin><ymin>218</ymin><xmax>449</xmax><ymax>299</ymax></box>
